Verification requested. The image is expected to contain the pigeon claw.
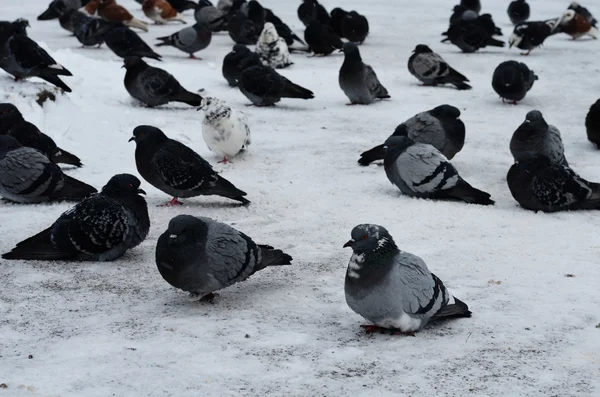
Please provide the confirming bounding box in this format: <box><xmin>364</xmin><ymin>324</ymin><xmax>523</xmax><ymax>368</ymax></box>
<box><xmin>189</xmin><ymin>54</ymin><xmax>202</xmax><ymax>60</ymax></box>
<box><xmin>218</xmin><ymin>157</ymin><xmax>230</xmax><ymax>164</ymax></box>
<box><xmin>360</xmin><ymin>324</ymin><xmax>416</xmax><ymax>337</ymax></box>
<box><xmin>159</xmin><ymin>197</ymin><xmax>184</xmax><ymax>207</ymax></box>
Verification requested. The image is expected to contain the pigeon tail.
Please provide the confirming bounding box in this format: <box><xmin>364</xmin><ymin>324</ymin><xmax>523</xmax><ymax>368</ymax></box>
<box><xmin>358</xmin><ymin>144</ymin><xmax>385</xmax><ymax>166</ymax></box>
<box><xmin>2</xmin><ymin>227</ymin><xmax>68</xmax><ymax>260</ymax></box>
<box><xmin>52</xmin><ymin>175</ymin><xmax>97</xmax><ymax>201</ymax></box>
<box><xmin>433</xmin><ymin>296</ymin><xmax>472</xmax><ymax>319</ymax></box>
<box><xmin>210</xmin><ymin>176</ymin><xmax>250</xmax><ymax>205</ymax></box>
<box><xmin>172</xmin><ymin>90</ymin><xmax>203</xmax><ymax>107</ymax></box>
<box><xmin>124</xmin><ymin>18</ymin><xmax>149</xmax><ymax>32</ymax></box>
<box><xmin>452</xmin><ymin>81</ymin><xmax>472</xmax><ymax>90</ymax></box>
<box><xmin>131</xmin><ymin>51</ymin><xmax>162</xmax><ymax>61</ymax></box>
<box><xmin>281</xmin><ymin>82</ymin><xmax>314</xmax><ymax>99</ymax></box>
<box><xmin>445</xmin><ymin>180</ymin><xmax>495</xmax><ymax>205</ymax></box>
<box><xmin>485</xmin><ymin>37</ymin><xmax>505</xmax><ymax>47</ymax></box>
<box><xmin>52</xmin><ymin>147</ymin><xmax>82</xmax><ymax>167</ymax></box>
<box><xmin>155</xmin><ymin>36</ymin><xmax>173</xmax><ymax>47</ymax></box>
<box><xmin>257</xmin><ymin>245</ymin><xmax>292</xmax><ymax>270</ymax></box>
<box><xmin>38</xmin><ymin>73</ymin><xmax>72</xmax><ymax>93</ymax></box>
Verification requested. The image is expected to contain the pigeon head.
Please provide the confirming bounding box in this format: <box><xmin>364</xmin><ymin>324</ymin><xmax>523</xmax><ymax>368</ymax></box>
<box><xmin>413</xmin><ymin>44</ymin><xmax>433</xmax><ymax>54</ymax></box>
<box><xmin>196</xmin><ymin>0</ymin><xmax>213</xmax><ymax>9</ymax></box>
<box><xmin>342</xmin><ymin>42</ymin><xmax>361</xmax><ymax>60</ymax></box>
<box><xmin>520</xmin><ymin>110</ymin><xmax>548</xmax><ymax>133</ymax></box>
<box><xmin>452</xmin><ymin>4</ymin><xmax>466</xmax><ymax>12</ymax></box>
<box><xmin>0</xmin><ymin>103</ymin><xmax>24</xmax><ymax>133</ymax></box>
<box><xmin>259</xmin><ymin>22</ymin><xmax>279</xmax><ymax>44</ymax></box>
<box><xmin>129</xmin><ymin>125</ymin><xmax>169</xmax><ymax>145</ymax></box>
<box><xmin>331</xmin><ymin>8</ymin><xmax>347</xmax><ymax>19</ymax></box>
<box><xmin>525</xmin><ymin>110</ymin><xmax>545</xmax><ymax>123</ymax></box>
<box><xmin>384</xmin><ymin>136</ymin><xmax>414</xmax><ymax>153</ymax></box>
<box><xmin>431</xmin><ymin>104</ymin><xmax>461</xmax><ymax>119</ymax></box>
<box><xmin>12</xmin><ymin>19</ymin><xmax>30</xmax><ymax>35</ymax></box>
<box><xmin>232</xmin><ymin>44</ymin><xmax>251</xmax><ymax>54</ymax></box>
<box><xmin>38</xmin><ymin>1</ymin><xmax>63</xmax><ymax>20</ymax></box>
<box><xmin>0</xmin><ymin>135</ymin><xmax>22</xmax><ymax>153</ymax></box>
<box><xmin>343</xmin><ymin>224</ymin><xmax>396</xmax><ymax>255</ymax></box>
<box><xmin>102</xmin><ymin>174</ymin><xmax>146</xmax><ymax>196</ymax></box>
<box><xmin>122</xmin><ymin>56</ymin><xmax>147</xmax><ymax>70</ymax></box>
<box><xmin>198</xmin><ymin>96</ymin><xmax>225</xmax><ymax>112</ymax></box>
<box><xmin>560</xmin><ymin>10</ymin><xmax>577</xmax><ymax>24</ymax></box>
<box><xmin>163</xmin><ymin>215</ymin><xmax>208</xmax><ymax>248</ymax></box>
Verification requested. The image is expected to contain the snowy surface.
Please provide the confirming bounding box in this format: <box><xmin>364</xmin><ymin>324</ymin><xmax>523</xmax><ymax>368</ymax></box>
<box><xmin>1</xmin><ymin>0</ymin><xmax>600</xmax><ymax>395</ymax></box>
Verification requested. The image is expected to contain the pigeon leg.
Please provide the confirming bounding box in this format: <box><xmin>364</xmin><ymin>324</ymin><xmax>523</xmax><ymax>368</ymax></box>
<box><xmin>520</xmin><ymin>50</ymin><xmax>531</xmax><ymax>56</ymax></box>
<box><xmin>511</xmin><ymin>100</ymin><xmax>518</xmax><ymax>105</ymax></box>
<box><xmin>346</xmin><ymin>103</ymin><xmax>359</xmax><ymax>106</ymax></box>
<box><xmin>189</xmin><ymin>54</ymin><xmax>202</xmax><ymax>60</ymax></box>
<box><xmin>189</xmin><ymin>292</ymin><xmax>219</xmax><ymax>302</ymax></box>
<box><xmin>217</xmin><ymin>157</ymin><xmax>230</xmax><ymax>164</ymax></box>
<box><xmin>159</xmin><ymin>197</ymin><xmax>184</xmax><ymax>207</ymax></box>
<box><xmin>360</xmin><ymin>324</ymin><xmax>416</xmax><ymax>336</ymax></box>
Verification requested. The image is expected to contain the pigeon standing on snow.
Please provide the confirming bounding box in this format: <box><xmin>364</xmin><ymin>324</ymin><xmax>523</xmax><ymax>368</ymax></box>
<box><xmin>557</xmin><ymin>9</ymin><xmax>598</xmax><ymax>40</ymax></box>
<box><xmin>238</xmin><ymin>64</ymin><xmax>314</xmax><ymax>106</ymax></box>
<box><xmin>508</xmin><ymin>20</ymin><xmax>560</xmax><ymax>55</ymax></box>
<box><xmin>2</xmin><ymin>174</ymin><xmax>149</xmax><ymax>261</ymax></box>
<box><xmin>384</xmin><ymin>136</ymin><xmax>494</xmax><ymax>205</ymax></box>
<box><xmin>492</xmin><ymin>61</ymin><xmax>537</xmax><ymax>104</ymax></box>
<box><xmin>0</xmin><ymin>136</ymin><xmax>96</xmax><ymax>203</ymax></box>
<box><xmin>155</xmin><ymin>23</ymin><xmax>212</xmax><ymax>59</ymax></box>
<box><xmin>122</xmin><ymin>56</ymin><xmax>203</xmax><ymax>107</ymax></box>
<box><xmin>359</xmin><ymin>104</ymin><xmax>465</xmax><ymax>165</ymax></box>
<box><xmin>304</xmin><ymin>20</ymin><xmax>343</xmax><ymax>56</ymax></box>
<box><xmin>130</xmin><ymin>125</ymin><xmax>250</xmax><ymax>206</ymax></box>
<box><xmin>344</xmin><ymin>224</ymin><xmax>471</xmax><ymax>335</ymax></box>
<box><xmin>507</xmin><ymin>0</ymin><xmax>530</xmax><ymax>25</ymax></box>
<box><xmin>408</xmin><ymin>45</ymin><xmax>471</xmax><ymax>90</ymax></box>
<box><xmin>156</xmin><ymin>214</ymin><xmax>292</xmax><ymax>300</ymax></box>
<box><xmin>195</xmin><ymin>0</ymin><xmax>228</xmax><ymax>32</ymax></box>
<box><xmin>255</xmin><ymin>22</ymin><xmax>293</xmax><ymax>69</ymax></box>
<box><xmin>339</xmin><ymin>43</ymin><xmax>389</xmax><ymax>105</ymax></box>
<box><xmin>198</xmin><ymin>97</ymin><xmax>251</xmax><ymax>163</ymax></box>
<box><xmin>586</xmin><ymin>99</ymin><xmax>600</xmax><ymax>148</ymax></box>
<box><xmin>104</xmin><ymin>26</ymin><xmax>162</xmax><ymax>60</ymax></box>
<box><xmin>222</xmin><ymin>44</ymin><xmax>261</xmax><ymax>87</ymax></box>
<box><xmin>510</xmin><ymin>110</ymin><xmax>568</xmax><ymax>166</ymax></box>
<box><xmin>445</xmin><ymin>18</ymin><xmax>505</xmax><ymax>53</ymax></box>
<box><xmin>297</xmin><ymin>0</ymin><xmax>330</xmax><ymax>27</ymax></box>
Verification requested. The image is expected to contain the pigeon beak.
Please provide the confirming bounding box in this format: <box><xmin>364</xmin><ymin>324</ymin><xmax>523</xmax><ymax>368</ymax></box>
<box><xmin>169</xmin><ymin>234</ymin><xmax>178</xmax><ymax>239</ymax></box>
<box><xmin>128</xmin><ymin>136</ymin><xmax>135</xmax><ymax>142</ymax></box>
<box><xmin>137</xmin><ymin>188</ymin><xmax>146</xmax><ymax>195</ymax></box>
<box><xmin>343</xmin><ymin>239</ymin><xmax>355</xmax><ymax>248</ymax></box>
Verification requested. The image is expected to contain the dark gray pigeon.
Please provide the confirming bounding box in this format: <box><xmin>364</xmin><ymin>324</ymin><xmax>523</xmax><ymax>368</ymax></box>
<box><xmin>297</xmin><ymin>0</ymin><xmax>330</xmax><ymax>27</ymax></box>
<box><xmin>156</xmin><ymin>23</ymin><xmax>212</xmax><ymax>59</ymax></box>
<box><xmin>130</xmin><ymin>125</ymin><xmax>250</xmax><ymax>206</ymax></box>
<box><xmin>238</xmin><ymin>64</ymin><xmax>314</xmax><ymax>106</ymax></box>
<box><xmin>510</xmin><ymin>110</ymin><xmax>567</xmax><ymax>166</ymax></box>
<box><xmin>228</xmin><ymin>11</ymin><xmax>260</xmax><ymax>45</ymax></box>
<box><xmin>384</xmin><ymin>136</ymin><xmax>494</xmax><ymax>205</ymax></box>
<box><xmin>586</xmin><ymin>99</ymin><xmax>600</xmax><ymax>148</ymax></box>
<box><xmin>507</xmin><ymin>157</ymin><xmax>600</xmax><ymax>212</ymax></box>
<box><xmin>508</xmin><ymin>0</ymin><xmax>530</xmax><ymax>25</ymax></box>
<box><xmin>0</xmin><ymin>136</ymin><xmax>95</xmax><ymax>203</ymax></box>
<box><xmin>2</xmin><ymin>174</ymin><xmax>149</xmax><ymax>261</ymax></box>
<box><xmin>122</xmin><ymin>56</ymin><xmax>203</xmax><ymax>107</ymax></box>
<box><xmin>104</xmin><ymin>26</ymin><xmax>162</xmax><ymax>60</ymax></box>
<box><xmin>156</xmin><ymin>214</ymin><xmax>292</xmax><ymax>300</ymax></box>
<box><xmin>445</xmin><ymin>18</ymin><xmax>505</xmax><ymax>53</ymax></box>
<box><xmin>222</xmin><ymin>44</ymin><xmax>262</xmax><ymax>87</ymax></box>
<box><xmin>339</xmin><ymin>42</ymin><xmax>389</xmax><ymax>105</ymax></box>
<box><xmin>304</xmin><ymin>20</ymin><xmax>343</xmax><ymax>56</ymax></box>
<box><xmin>492</xmin><ymin>61</ymin><xmax>537</xmax><ymax>104</ymax></box>
<box><xmin>359</xmin><ymin>104</ymin><xmax>465</xmax><ymax>166</ymax></box>
<box><xmin>344</xmin><ymin>224</ymin><xmax>471</xmax><ymax>335</ymax></box>
<box><xmin>195</xmin><ymin>0</ymin><xmax>228</xmax><ymax>32</ymax></box>
<box><xmin>408</xmin><ymin>44</ymin><xmax>471</xmax><ymax>90</ymax></box>
<box><xmin>72</xmin><ymin>13</ymin><xmax>117</xmax><ymax>47</ymax></box>
<box><xmin>0</xmin><ymin>18</ymin><xmax>29</xmax><ymax>40</ymax></box>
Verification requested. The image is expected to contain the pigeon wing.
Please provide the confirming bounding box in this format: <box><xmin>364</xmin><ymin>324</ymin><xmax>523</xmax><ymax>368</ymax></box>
<box><xmin>152</xmin><ymin>141</ymin><xmax>218</xmax><ymax>191</ymax></box>
<box><xmin>8</xmin><ymin>35</ymin><xmax>59</xmax><ymax>71</ymax></box>
<box><xmin>396</xmin><ymin>144</ymin><xmax>459</xmax><ymax>194</ymax></box>
<box><xmin>0</xmin><ymin>147</ymin><xmax>63</xmax><ymax>196</ymax></box>
<box><xmin>140</xmin><ymin>67</ymin><xmax>183</xmax><ymax>100</ymax></box>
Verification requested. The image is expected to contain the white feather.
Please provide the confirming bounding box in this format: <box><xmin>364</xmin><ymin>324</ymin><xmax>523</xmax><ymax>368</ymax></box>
<box><xmin>200</xmin><ymin>97</ymin><xmax>251</xmax><ymax>160</ymax></box>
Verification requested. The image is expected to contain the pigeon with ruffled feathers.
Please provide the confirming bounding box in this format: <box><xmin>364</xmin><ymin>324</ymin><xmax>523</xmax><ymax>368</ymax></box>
<box><xmin>408</xmin><ymin>45</ymin><xmax>471</xmax><ymax>90</ymax></box>
<box><xmin>510</xmin><ymin>110</ymin><xmax>567</xmax><ymax>166</ymax></box>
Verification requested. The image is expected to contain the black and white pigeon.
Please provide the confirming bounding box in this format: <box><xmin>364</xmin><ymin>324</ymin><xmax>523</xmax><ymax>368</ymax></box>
<box><xmin>195</xmin><ymin>0</ymin><xmax>228</xmax><ymax>32</ymax></box>
<box><xmin>359</xmin><ymin>104</ymin><xmax>465</xmax><ymax>165</ymax></box>
<box><xmin>508</xmin><ymin>19</ymin><xmax>560</xmax><ymax>55</ymax></box>
<box><xmin>408</xmin><ymin>44</ymin><xmax>471</xmax><ymax>90</ymax></box>
<box><xmin>255</xmin><ymin>22</ymin><xmax>293</xmax><ymax>69</ymax></box>
<box><xmin>104</xmin><ymin>26</ymin><xmax>161</xmax><ymax>60</ymax></box>
<box><xmin>339</xmin><ymin>11</ymin><xmax>369</xmax><ymax>44</ymax></box>
<box><xmin>221</xmin><ymin>44</ymin><xmax>262</xmax><ymax>87</ymax></box>
<box><xmin>0</xmin><ymin>135</ymin><xmax>95</xmax><ymax>203</ymax></box>
<box><xmin>72</xmin><ymin>13</ymin><xmax>117</xmax><ymax>47</ymax></box>
<box><xmin>238</xmin><ymin>64</ymin><xmax>314</xmax><ymax>106</ymax></box>
<box><xmin>304</xmin><ymin>20</ymin><xmax>343</xmax><ymax>56</ymax></box>
<box><xmin>130</xmin><ymin>125</ymin><xmax>250</xmax><ymax>206</ymax></box>
<box><xmin>2</xmin><ymin>174</ymin><xmax>149</xmax><ymax>261</ymax></box>
<box><xmin>339</xmin><ymin>42</ymin><xmax>389</xmax><ymax>105</ymax></box>
<box><xmin>384</xmin><ymin>136</ymin><xmax>494</xmax><ymax>205</ymax></box>
<box><xmin>510</xmin><ymin>110</ymin><xmax>568</xmax><ymax>166</ymax></box>
<box><xmin>492</xmin><ymin>61</ymin><xmax>537</xmax><ymax>104</ymax></box>
<box><xmin>156</xmin><ymin>23</ymin><xmax>212</xmax><ymax>59</ymax></box>
<box><xmin>460</xmin><ymin>0</ymin><xmax>481</xmax><ymax>13</ymax></box>
<box><xmin>445</xmin><ymin>18</ymin><xmax>505</xmax><ymax>53</ymax></box>
<box><xmin>156</xmin><ymin>214</ymin><xmax>292</xmax><ymax>300</ymax></box>
<box><xmin>228</xmin><ymin>11</ymin><xmax>260</xmax><ymax>45</ymax></box>
<box><xmin>344</xmin><ymin>224</ymin><xmax>471</xmax><ymax>335</ymax></box>
<box><xmin>586</xmin><ymin>99</ymin><xmax>600</xmax><ymax>148</ymax></box>
<box><xmin>122</xmin><ymin>56</ymin><xmax>203</xmax><ymax>107</ymax></box>
<box><xmin>264</xmin><ymin>8</ymin><xmax>305</xmax><ymax>46</ymax></box>
<box><xmin>297</xmin><ymin>0</ymin><xmax>330</xmax><ymax>27</ymax></box>
<box><xmin>0</xmin><ymin>103</ymin><xmax>82</xmax><ymax>167</ymax></box>
<box><xmin>507</xmin><ymin>157</ymin><xmax>600</xmax><ymax>212</ymax></box>
<box><xmin>508</xmin><ymin>0</ymin><xmax>530</xmax><ymax>25</ymax></box>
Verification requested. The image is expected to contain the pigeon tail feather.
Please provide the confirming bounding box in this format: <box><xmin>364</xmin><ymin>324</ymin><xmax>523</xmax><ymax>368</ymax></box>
<box><xmin>433</xmin><ymin>296</ymin><xmax>472</xmax><ymax>319</ymax></box>
<box><xmin>53</xmin><ymin>147</ymin><xmax>82</xmax><ymax>167</ymax></box>
<box><xmin>52</xmin><ymin>175</ymin><xmax>97</xmax><ymax>201</ymax></box>
<box><xmin>445</xmin><ymin>180</ymin><xmax>495</xmax><ymax>205</ymax></box>
<box><xmin>2</xmin><ymin>227</ymin><xmax>68</xmax><ymax>260</ymax></box>
<box><xmin>257</xmin><ymin>245</ymin><xmax>292</xmax><ymax>270</ymax></box>
<box><xmin>282</xmin><ymin>82</ymin><xmax>314</xmax><ymax>99</ymax></box>
<box><xmin>358</xmin><ymin>144</ymin><xmax>385</xmax><ymax>166</ymax></box>
<box><xmin>173</xmin><ymin>90</ymin><xmax>203</xmax><ymax>107</ymax></box>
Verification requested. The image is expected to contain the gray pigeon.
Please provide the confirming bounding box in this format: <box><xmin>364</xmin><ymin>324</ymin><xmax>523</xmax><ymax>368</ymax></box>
<box><xmin>359</xmin><ymin>104</ymin><xmax>465</xmax><ymax>165</ymax></box>
<box><xmin>195</xmin><ymin>0</ymin><xmax>228</xmax><ymax>32</ymax></box>
<box><xmin>384</xmin><ymin>136</ymin><xmax>494</xmax><ymax>205</ymax></box>
<box><xmin>408</xmin><ymin>45</ymin><xmax>471</xmax><ymax>90</ymax></box>
<box><xmin>344</xmin><ymin>224</ymin><xmax>471</xmax><ymax>335</ymax></box>
<box><xmin>156</xmin><ymin>23</ymin><xmax>212</xmax><ymax>59</ymax></box>
<box><xmin>2</xmin><ymin>174</ymin><xmax>149</xmax><ymax>261</ymax></box>
<box><xmin>510</xmin><ymin>110</ymin><xmax>567</xmax><ymax>166</ymax></box>
<box><xmin>339</xmin><ymin>42</ymin><xmax>389</xmax><ymax>105</ymax></box>
<box><xmin>0</xmin><ymin>136</ymin><xmax>96</xmax><ymax>203</ymax></box>
<box><xmin>155</xmin><ymin>214</ymin><xmax>292</xmax><ymax>300</ymax></box>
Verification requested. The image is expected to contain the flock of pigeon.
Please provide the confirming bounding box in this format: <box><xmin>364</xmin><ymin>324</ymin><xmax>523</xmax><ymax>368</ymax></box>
<box><xmin>0</xmin><ymin>0</ymin><xmax>600</xmax><ymax>336</ymax></box>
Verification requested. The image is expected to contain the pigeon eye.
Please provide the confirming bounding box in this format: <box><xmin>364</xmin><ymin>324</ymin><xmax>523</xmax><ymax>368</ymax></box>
<box><xmin>362</xmin><ymin>235</ymin><xmax>368</xmax><ymax>240</ymax></box>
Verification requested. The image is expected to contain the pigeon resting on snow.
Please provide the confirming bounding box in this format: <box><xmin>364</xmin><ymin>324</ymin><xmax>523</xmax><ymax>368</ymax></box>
<box><xmin>359</xmin><ymin>104</ymin><xmax>465</xmax><ymax>165</ymax></box>
<box><xmin>339</xmin><ymin>43</ymin><xmax>389</xmax><ymax>105</ymax></box>
<box><xmin>586</xmin><ymin>99</ymin><xmax>600</xmax><ymax>148</ymax></box>
<box><xmin>104</xmin><ymin>26</ymin><xmax>162</xmax><ymax>60</ymax></box>
<box><xmin>130</xmin><ymin>125</ymin><xmax>250</xmax><ymax>206</ymax></box>
<box><xmin>0</xmin><ymin>136</ymin><xmax>96</xmax><ymax>203</ymax></box>
<box><xmin>508</xmin><ymin>20</ymin><xmax>560</xmax><ymax>55</ymax></box>
<box><xmin>297</xmin><ymin>0</ymin><xmax>330</xmax><ymax>27</ymax></box>
<box><xmin>256</xmin><ymin>22</ymin><xmax>293</xmax><ymax>69</ymax></box>
<box><xmin>304</xmin><ymin>20</ymin><xmax>343</xmax><ymax>56</ymax></box>
<box><xmin>238</xmin><ymin>64</ymin><xmax>314</xmax><ymax>106</ymax></box>
<box><xmin>492</xmin><ymin>61</ymin><xmax>537</xmax><ymax>104</ymax></box>
<box><xmin>507</xmin><ymin>157</ymin><xmax>600</xmax><ymax>212</ymax></box>
<box><xmin>156</xmin><ymin>22</ymin><xmax>212</xmax><ymax>59</ymax></box>
<box><xmin>122</xmin><ymin>56</ymin><xmax>203</xmax><ymax>107</ymax></box>
<box><xmin>384</xmin><ymin>136</ymin><xmax>493</xmax><ymax>205</ymax></box>
<box><xmin>222</xmin><ymin>44</ymin><xmax>262</xmax><ymax>87</ymax></box>
<box><xmin>445</xmin><ymin>18</ymin><xmax>505</xmax><ymax>53</ymax></box>
<box><xmin>507</xmin><ymin>0</ymin><xmax>530</xmax><ymax>25</ymax></box>
<box><xmin>510</xmin><ymin>110</ymin><xmax>568</xmax><ymax>166</ymax></box>
<box><xmin>557</xmin><ymin>9</ymin><xmax>598</xmax><ymax>40</ymax></box>
<box><xmin>195</xmin><ymin>0</ymin><xmax>228</xmax><ymax>32</ymax></box>
<box><xmin>408</xmin><ymin>45</ymin><xmax>471</xmax><ymax>90</ymax></box>
<box><xmin>2</xmin><ymin>174</ymin><xmax>149</xmax><ymax>261</ymax></box>
<box><xmin>344</xmin><ymin>224</ymin><xmax>471</xmax><ymax>335</ymax></box>
<box><xmin>198</xmin><ymin>96</ymin><xmax>251</xmax><ymax>163</ymax></box>
<box><xmin>156</xmin><ymin>214</ymin><xmax>292</xmax><ymax>300</ymax></box>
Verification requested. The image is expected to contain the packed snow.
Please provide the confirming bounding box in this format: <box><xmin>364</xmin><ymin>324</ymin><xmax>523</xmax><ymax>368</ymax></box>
<box><xmin>1</xmin><ymin>0</ymin><xmax>600</xmax><ymax>395</ymax></box>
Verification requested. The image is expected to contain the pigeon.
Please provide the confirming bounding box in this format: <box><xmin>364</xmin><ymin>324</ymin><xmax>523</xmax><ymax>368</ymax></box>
<box><xmin>508</xmin><ymin>20</ymin><xmax>560</xmax><ymax>55</ymax></box>
<box><xmin>510</xmin><ymin>110</ymin><xmax>568</xmax><ymax>166</ymax></box>
<box><xmin>247</xmin><ymin>0</ymin><xmax>266</xmax><ymax>30</ymax></box>
<box><xmin>507</xmin><ymin>157</ymin><xmax>600</xmax><ymax>212</ymax></box>
<box><xmin>304</xmin><ymin>20</ymin><xmax>343</xmax><ymax>56</ymax></box>
<box><xmin>38</xmin><ymin>0</ymin><xmax>89</xmax><ymax>20</ymax></box>
<box><xmin>492</xmin><ymin>61</ymin><xmax>538</xmax><ymax>104</ymax></box>
<box><xmin>557</xmin><ymin>9</ymin><xmax>598</xmax><ymax>40</ymax></box>
<box><xmin>460</xmin><ymin>0</ymin><xmax>481</xmax><ymax>13</ymax></box>
<box><xmin>228</xmin><ymin>11</ymin><xmax>260</xmax><ymax>45</ymax></box>
<box><xmin>330</xmin><ymin>7</ymin><xmax>347</xmax><ymax>37</ymax></box>
<box><xmin>264</xmin><ymin>8</ymin><xmax>305</xmax><ymax>46</ymax></box>
<box><xmin>97</xmin><ymin>0</ymin><xmax>148</xmax><ymax>31</ymax></box>
<box><xmin>359</xmin><ymin>104</ymin><xmax>465</xmax><ymax>165</ymax></box>
<box><xmin>37</xmin><ymin>1</ymin><xmax>79</xmax><ymax>33</ymax></box>
<box><xmin>156</xmin><ymin>23</ymin><xmax>212</xmax><ymax>59</ymax></box>
<box><xmin>221</xmin><ymin>44</ymin><xmax>261</xmax><ymax>87</ymax></box>
<box><xmin>2</xmin><ymin>174</ymin><xmax>149</xmax><ymax>261</ymax></box>
<box><xmin>445</xmin><ymin>18</ymin><xmax>505</xmax><ymax>52</ymax></box>
<box><xmin>344</xmin><ymin>224</ymin><xmax>471</xmax><ymax>335</ymax></box>
<box><xmin>508</xmin><ymin>0</ymin><xmax>530</xmax><ymax>25</ymax></box>
<box><xmin>122</xmin><ymin>56</ymin><xmax>203</xmax><ymax>107</ymax></box>
<box><xmin>586</xmin><ymin>99</ymin><xmax>600</xmax><ymax>148</ymax></box>
<box><xmin>195</xmin><ymin>0</ymin><xmax>228</xmax><ymax>32</ymax></box>
<box><xmin>339</xmin><ymin>43</ymin><xmax>389</xmax><ymax>105</ymax></box>
<box><xmin>238</xmin><ymin>64</ymin><xmax>314</xmax><ymax>106</ymax></box>
<box><xmin>256</xmin><ymin>22</ymin><xmax>293</xmax><ymax>69</ymax></box>
<box><xmin>156</xmin><ymin>214</ymin><xmax>292</xmax><ymax>300</ymax></box>
<box><xmin>104</xmin><ymin>26</ymin><xmax>162</xmax><ymax>60</ymax></box>
<box><xmin>73</xmin><ymin>13</ymin><xmax>119</xmax><ymax>47</ymax></box>
<box><xmin>384</xmin><ymin>136</ymin><xmax>493</xmax><ymax>205</ymax></box>
<box><xmin>339</xmin><ymin>11</ymin><xmax>369</xmax><ymax>44</ymax></box>
<box><xmin>0</xmin><ymin>103</ymin><xmax>83</xmax><ymax>167</ymax></box>
<box><xmin>198</xmin><ymin>96</ymin><xmax>251</xmax><ymax>163</ymax></box>
<box><xmin>130</xmin><ymin>125</ymin><xmax>250</xmax><ymax>205</ymax></box>
<box><xmin>0</xmin><ymin>34</ymin><xmax>73</xmax><ymax>92</ymax></box>
<box><xmin>568</xmin><ymin>1</ymin><xmax>597</xmax><ymax>26</ymax></box>
<box><xmin>297</xmin><ymin>0</ymin><xmax>330</xmax><ymax>27</ymax></box>
<box><xmin>55</xmin><ymin>7</ymin><xmax>82</xmax><ymax>34</ymax></box>
<box><xmin>408</xmin><ymin>44</ymin><xmax>471</xmax><ymax>90</ymax></box>
<box><xmin>478</xmin><ymin>13</ymin><xmax>503</xmax><ymax>36</ymax></box>
<box><xmin>142</xmin><ymin>0</ymin><xmax>187</xmax><ymax>24</ymax></box>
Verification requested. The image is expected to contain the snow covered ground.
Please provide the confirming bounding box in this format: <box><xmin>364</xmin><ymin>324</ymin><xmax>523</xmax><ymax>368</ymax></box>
<box><xmin>1</xmin><ymin>0</ymin><xmax>600</xmax><ymax>395</ymax></box>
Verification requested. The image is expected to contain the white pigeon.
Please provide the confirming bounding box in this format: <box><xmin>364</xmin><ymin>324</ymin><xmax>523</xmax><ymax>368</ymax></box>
<box><xmin>199</xmin><ymin>97</ymin><xmax>251</xmax><ymax>163</ymax></box>
<box><xmin>256</xmin><ymin>22</ymin><xmax>293</xmax><ymax>69</ymax></box>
